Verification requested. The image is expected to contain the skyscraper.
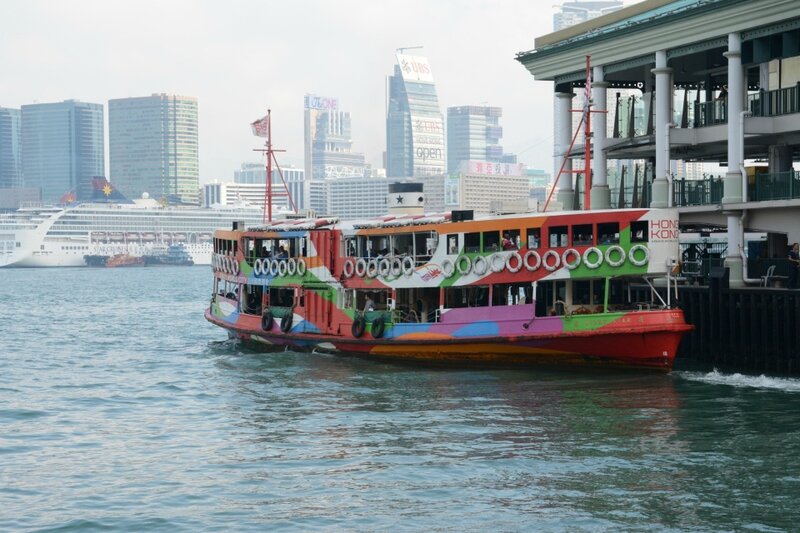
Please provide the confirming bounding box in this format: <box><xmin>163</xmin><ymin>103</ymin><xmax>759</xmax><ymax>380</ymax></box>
<box><xmin>446</xmin><ymin>105</ymin><xmax>507</xmax><ymax>173</ymax></box>
<box><xmin>21</xmin><ymin>100</ymin><xmax>105</xmax><ymax>202</ymax></box>
<box><xmin>233</xmin><ymin>162</ymin><xmax>307</xmax><ymax>211</ymax></box>
<box><xmin>108</xmin><ymin>94</ymin><xmax>199</xmax><ymax>204</ymax></box>
<box><xmin>303</xmin><ymin>95</ymin><xmax>365</xmax><ymax>180</ymax></box>
<box><xmin>386</xmin><ymin>52</ymin><xmax>445</xmax><ymax>178</ymax></box>
<box><xmin>0</xmin><ymin>107</ymin><xmax>22</xmax><ymax>189</ymax></box>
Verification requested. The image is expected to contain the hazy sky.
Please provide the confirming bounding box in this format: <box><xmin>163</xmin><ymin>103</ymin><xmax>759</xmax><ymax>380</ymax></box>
<box><xmin>1</xmin><ymin>1</ymin><xmax>566</xmax><ymax>184</ymax></box>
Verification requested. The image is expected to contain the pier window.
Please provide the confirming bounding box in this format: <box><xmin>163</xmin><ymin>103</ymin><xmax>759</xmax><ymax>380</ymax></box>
<box><xmin>444</xmin><ymin>285</ymin><xmax>489</xmax><ymax>308</ymax></box>
<box><xmin>465</xmin><ymin>232</ymin><xmax>480</xmax><ymax>253</ymax></box>
<box><xmin>631</xmin><ymin>221</ymin><xmax>648</xmax><ymax>243</ymax></box>
<box><xmin>526</xmin><ymin>228</ymin><xmax>541</xmax><ymax>249</ymax></box>
<box><xmin>598</xmin><ymin>222</ymin><xmax>620</xmax><ymax>244</ymax></box>
<box><xmin>549</xmin><ymin>226</ymin><xmax>568</xmax><ymax>248</ymax></box>
<box><xmin>572</xmin><ymin>224</ymin><xmax>593</xmax><ymax>246</ymax></box>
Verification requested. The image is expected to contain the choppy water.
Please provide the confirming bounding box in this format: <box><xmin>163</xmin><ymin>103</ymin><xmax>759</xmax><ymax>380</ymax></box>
<box><xmin>2</xmin><ymin>267</ymin><xmax>800</xmax><ymax>532</ymax></box>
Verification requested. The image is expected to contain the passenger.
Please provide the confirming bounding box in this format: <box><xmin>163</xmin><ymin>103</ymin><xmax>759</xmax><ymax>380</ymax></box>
<box><xmin>502</xmin><ymin>233</ymin><xmax>516</xmax><ymax>250</ymax></box>
<box><xmin>363</xmin><ymin>295</ymin><xmax>375</xmax><ymax>313</ymax></box>
<box><xmin>276</xmin><ymin>246</ymin><xmax>288</xmax><ymax>260</ymax></box>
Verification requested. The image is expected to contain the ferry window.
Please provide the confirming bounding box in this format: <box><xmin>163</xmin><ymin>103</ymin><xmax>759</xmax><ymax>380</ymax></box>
<box><xmin>598</xmin><ymin>222</ymin><xmax>619</xmax><ymax>244</ymax></box>
<box><xmin>549</xmin><ymin>226</ymin><xmax>568</xmax><ymax>248</ymax></box>
<box><xmin>482</xmin><ymin>231</ymin><xmax>500</xmax><ymax>252</ymax></box>
<box><xmin>526</xmin><ymin>228</ymin><xmax>541</xmax><ymax>249</ymax></box>
<box><xmin>414</xmin><ymin>232</ymin><xmax>436</xmax><ymax>259</ymax></box>
<box><xmin>572</xmin><ymin>224</ymin><xmax>593</xmax><ymax>246</ymax></box>
<box><xmin>344</xmin><ymin>237</ymin><xmax>357</xmax><ymax>257</ymax></box>
<box><xmin>465</xmin><ymin>232</ymin><xmax>480</xmax><ymax>253</ymax></box>
<box><xmin>492</xmin><ymin>283</ymin><xmax>532</xmax><ymax>306</ymax></box>
<box><xmin>268</xmin><ymin>287</ymin><xmax>294</xmax><ymax>307</ymax></box>
<box><xmin>444</xmin><ymin>286</ymin><xmax>489</xmax><ymax>308</ymax></box>
<box><xmin>369</xmin><ymin>236</ymin><xmax>388</xmax><ymax>257</ymax></box>
<box><xmin>393</xmin><ymin>233</ymin><xmax>413</xmax><ymax>256</ymax></box>
<box><xmin>503</xmin><ymin>229</ymin><xmax>521</xmax><ymax>250</ymax></box>
<box><xmin>573</xmin><ymin>280</ymin><xmax>591</xmax><ymax>305</ymax></box>
<box><xmin>631</xmin><ymin>221</ymin><xmax>648</xmax><ymax>243</ymax></box>
<box><xmin>446</xmin><ymin>234</ymin><xmax>459</xmax><ymax>255</ymax></box>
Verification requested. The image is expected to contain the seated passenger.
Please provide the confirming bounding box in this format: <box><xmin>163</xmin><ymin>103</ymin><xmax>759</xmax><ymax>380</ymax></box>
<box><xmin>364</xmin><ymin>296</ymin><xmax>375</xmax><ymax>312</ymax></box>
<box><xmin>502</xmin><ymin>233</ymin><xmax>517</xmax><ymax>250</ymax></box>
<box><xmin>276</xmin><ymin>246</ymin><xmax>288</xmax><ymax>260</ymax></box>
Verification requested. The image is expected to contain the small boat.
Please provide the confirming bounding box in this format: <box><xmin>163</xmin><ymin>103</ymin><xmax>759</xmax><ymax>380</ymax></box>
<box><xmin>205</xmin><ymin>208</ymin><xmax>692</xmax><ymax>371</ymax></box>
<box><xmin>106</xmin><ymin>253</ymin><xmax>145</xmax><ymax>268</ymax></box>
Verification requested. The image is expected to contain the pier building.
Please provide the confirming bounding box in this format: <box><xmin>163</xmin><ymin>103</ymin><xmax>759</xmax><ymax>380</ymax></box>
<box><xmin>517</xmin><ymin>0</ymin><xmax>800</xmax><ymax>288</ymax></box>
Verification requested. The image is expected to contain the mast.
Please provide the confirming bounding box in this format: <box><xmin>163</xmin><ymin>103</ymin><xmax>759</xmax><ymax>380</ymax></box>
<box><xmin>266</xmin><ymin>109</ymin><xmax>273</xmax><ymax>224</ymax></box>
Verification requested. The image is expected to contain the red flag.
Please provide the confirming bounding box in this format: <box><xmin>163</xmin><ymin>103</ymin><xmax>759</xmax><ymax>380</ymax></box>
<box><xmin>251</xmin><ymin>115</ymin><xmax>269</xmax><ymax>137</ymax></box>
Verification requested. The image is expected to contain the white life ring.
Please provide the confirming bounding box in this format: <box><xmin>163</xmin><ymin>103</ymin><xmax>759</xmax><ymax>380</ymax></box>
<box><xmin>212</xmin><ymin>255</ymin><xmax>218</xmax><ymax>270</ymax></box>
<box><xmin>296</xmin><ymin>258</ymin><xmax>307</xmax><ymax>276</ymax></box>
<box><xmin>343</xmin><ymin>258</ymin><xmax>355</xmax><ymax>278</ymax></box>
<box><xmin>390</xmin><ymin>258</ymin><xmax>403</xmax><ymax>277</ymax></box>
<box><xmin>442</xmin><ymin>258</ymin><xmax>455</xmax><ymax>278</ymax></box>
<box><xmin>277</xmin><ymin>260</ymin><xmax>287</xmax><ymax>277</ymax></box>
<box><xmin>269</xmin><ymin>259</ymin><xmax>279</xmax><ymax>277</ymax></box>
<box><xmin>378</xmin><ymin>258</ymin><xmax>391</xmax><ymax>278</ymax></box>
<box><xmin>286</xmin><ymin>258</ymin><xmax>297</xmax><ymax>276</ymax></box>
<box><xmin>506</xmin><ymin>251</ymin><xmax>523</xmax><ymax>273</ymax></box>
<box><xmin>226</xmin><ymin>256</ymin><xmax>233</xmax><ymax>274</ymax></box>
<box><xmin>562</xmin><ymin>248</ymin><xmax>581</xmax><ymax>270</ymax></box>
<box><xmin>254</xmin><ymin>258</ymin><xmax>263</xmax><ymax>276</ymax></box>
<box><xmin>605</xmin><ymin>245</ymin><xmax>626</xmax><ymax>267</ymax></box>
<box><xmin>456</xmin><ymin>255</ymin><xmax>472</xmax><ymax>276</ymax></box>
<box><xmin>232</xmin><ymin>258</ymin><xmax>240</xmax><ymax>276</ymax></box>
<box><xmin>366</xmin><ymin>259</ymin><xmax>379</xmax><ymax>278</ymax></box>
<box><xmin>472</xmin><ymin>255</ymin><xmax>488</xmax><ymax>276</ymax></box>
<box><xmin>543</xmin><ymin>250</ymin><xmax>561</xmax><ymax>271</ymax></box>
<box><xmin>629</xmin><ymin>244</ymin><xmax>650</xmax><ymax>267</ymax></box>
<box><xmin>355</xmin><ymin>258</ymin><xmax>367</xmax><ymax>277</ymax></box>
<box><xmin>524</xmin><ymin>250</ymin><xmax>541</xmax><ymax>271</ymax></box>
<box><xmin>489</xmin><ymin>253</ymin><xmax>505</xmax><ymax>273</ymax></box>
<box><xmin>402</xmin><ymin>256</ymin><xmax>415</xmax><ymax>277</ymax></box>
<box><xmin>583</xmin><ymin>247</ymin><xmax>603</xmax><ymax>269</ymax></box>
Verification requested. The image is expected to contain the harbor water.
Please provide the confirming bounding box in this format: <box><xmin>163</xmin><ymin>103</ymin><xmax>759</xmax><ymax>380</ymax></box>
<box><xmin>2</xmin><ymin>267</ymin><xmax>800</xmax><ymax>532</ymax></box>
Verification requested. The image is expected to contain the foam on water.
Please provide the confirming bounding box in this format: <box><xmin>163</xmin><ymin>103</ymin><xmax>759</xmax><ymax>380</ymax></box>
<box><xmin>676</xmin><ymin>369</ymin><xmax>800</xmax><ymax>392</ymax></box>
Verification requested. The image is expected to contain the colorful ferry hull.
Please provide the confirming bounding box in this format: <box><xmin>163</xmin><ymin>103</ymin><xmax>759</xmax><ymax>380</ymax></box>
<box><xmin>206</xmin><ymin>209</ymin><xmax>692</xmax><ymax>370</ymax></box>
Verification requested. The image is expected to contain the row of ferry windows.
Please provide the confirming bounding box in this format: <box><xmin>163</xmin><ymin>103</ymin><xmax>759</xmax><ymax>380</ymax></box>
<box><xmin>446</xmin><ymin>221</ymin><xmax>648</xmax><ymax>254</ymax></box>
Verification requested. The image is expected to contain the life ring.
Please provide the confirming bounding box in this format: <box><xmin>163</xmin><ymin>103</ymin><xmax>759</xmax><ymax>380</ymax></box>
<box><xmin>472</xmin><ymin>255</ymin><xmax>488</xmax><ymax>276</ymax></box>
<box><xmin>629</xmin><ymin>244</ymin><xmax>650</xmax><ymax>267</ymax></box>
<box><xmin>355</xmin><ymin>258</ymin><xmax>367</xmax><ymax>277</ymax></box>
<box><xmin>232</xmin><ymin>258</ymin><xmax>240</xmax><ymax>276</ymax></box>
<box><xmin>366</xmin><ymin>259</ymin><xmax>379</xmax><ymax>278</ymax></box>
<box><xmin>562</xmin><ymin>248</ymin><xmax>581</xmax><ymax>270</ymax></box>
<box><xmin>524</xmin><ymin>250</ymin><xmax>541</xmax><ymax>271</ymax></box>
<box><xmin>253</xmin><ymin>258</ymin><xmax>263</xmax><ymax>277</ymax></box>
<box><xmin>378</xmin><ymin>258</ymin><xmax>391</xmax><ymax>278</ymax></box>
<box><xmin>280</xmin><ymin>313</ymin><xmax>293</xmax><ymax>333</ymax></box>
<box><xmin>442</xmin><ymin>258</ymin><xmax>455</xmax><ymax>278</ymax></box>
<box><xmin>371</xmin><ymin>315</ymin><xmax>385</xmax><ymax>339</ymax></box>
<box><xmin>543</xmin><ymin>250</ymin><xmax>561</xmax><ymax>271</ymax></box>
<box><xmin>583</xmin><ymin>247</ymin><xmax>603</xmax><ymax>269</ymax></box>
<box><xmin>605</xmin><ymin>245</ymin><xmax>626</xmax><ymax>267</ymax></box>
<box><xmin>351</xmin><ymin>314</ymin><xmax>366</xmax><ymax>338</ymax></box>
<box><xmin>489</xmin><ymin>253</ymin><xmax>505</xmax><ymax>273</ymax></box>
<box><xmin>277</xmin><ymin>260</ymin><xmax>288</xmax><ymax>277</ymax></box>
<box><xmin>261</xmin><ymin>310</ymin><xmax>273</xmax><ymax>331</ymax></box>
<box><xmin>296</xmin><ymin>258</ymin><xmax>307</xmax><ymax>276</ymax></box>
<box><xmin>268</xmin><ymin>259</ymin><xmax>279</xmax><ymax>277</ymax></box>
<box><xmin>286</xmin><ymin>258</ymin><xmax>297</xmax><ymax>276</ymax></box>
<box><xmin>343</xmin><ymin>258</ymin><xmax>355</xmax><ymax>278</ymax></box>
<box><xmin>390</xmin><ymin>258</ymin><xmax>403</xmax><ymax>277</ymax></box>
<box><xmin>456</xmin><ymin>255</ymin><xmax>472</xmax><ymax>276</ymax></box>
<box><xmin>506</xmin><ymin>251</ymin><xmax>523</xmax><ymax>273</ymax></box>
<box><xmin>402</xmin><ymin>256</ymin><xmax>415</xmax><ymax>277</ymax></box>
<box><xmin>225</xmin><ymin>256</ymin><xmax>233</xmax><ymax>274</ymax></box>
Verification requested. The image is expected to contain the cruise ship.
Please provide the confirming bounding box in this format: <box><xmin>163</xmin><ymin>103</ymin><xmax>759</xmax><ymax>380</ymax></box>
<box><xmin>0</xmin><ymin>194</ymin><xmax>269</xmax><ymax>268</ymax></box>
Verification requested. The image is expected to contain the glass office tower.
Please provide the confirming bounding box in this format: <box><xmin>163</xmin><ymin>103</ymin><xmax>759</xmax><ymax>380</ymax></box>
<box><xmin>0</xmin><ymin>107</ymin><xmax>22</xmax><ymax>189</ymax></box>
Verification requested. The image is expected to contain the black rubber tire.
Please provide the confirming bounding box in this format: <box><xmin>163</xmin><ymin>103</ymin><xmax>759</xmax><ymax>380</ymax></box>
<box><xmin>261</xmin><ymin>310</ymin><xmax>273</xmax><ymax>331</ymax></box>
<box><xmin>371</xmin><ymin>315</ymin><xmax>385</xmax><ymax>339</ymax></box>
<box><xmin>351</xmin><ymin>315</ymin><xmax>366</xmax><ymax>338</ymax></box>
<box><xmin>280</xmin><ymin>313</ymin><xmax>293</xmax><ymax>333</ymax></box>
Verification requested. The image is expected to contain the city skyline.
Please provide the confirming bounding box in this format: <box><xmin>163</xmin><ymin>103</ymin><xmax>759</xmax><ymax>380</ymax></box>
<box><xmin>0</xmin><ymin>1</ymin><xmax>576</xmax><ymax>185</ymax></box>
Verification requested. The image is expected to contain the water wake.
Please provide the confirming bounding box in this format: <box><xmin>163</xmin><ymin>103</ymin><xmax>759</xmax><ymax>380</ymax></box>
<box><xmin>676</xmin><ymin>369</ymin><xmax>800</xmax><ymax>392</ymax></box>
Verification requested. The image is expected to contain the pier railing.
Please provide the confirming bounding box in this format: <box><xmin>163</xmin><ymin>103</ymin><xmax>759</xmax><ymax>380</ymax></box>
<box><xmin>748</xmin><ymin>84</ymin><xmax>800</xmax><ymax>117</ymax></box>
<box><xmin>750</xmin><ymin>171</ymin><xmax>800</xmax><ymax>201</ymax></box>
<box><xmin>693</xmin><ymin>100</ymin><xmax>727</xmax><ymax>127</ymax></box>
<box><xmin>671</xmin><ymin>177</ymin><xmax>724</xmax><ymax>206</ymax></box>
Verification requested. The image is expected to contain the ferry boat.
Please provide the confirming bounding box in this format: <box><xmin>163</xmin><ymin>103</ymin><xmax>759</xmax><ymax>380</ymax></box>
<box><xmin>205</xmin><ymin>208</ymin><xmax>693</xmax><ymax>370</ymax></box>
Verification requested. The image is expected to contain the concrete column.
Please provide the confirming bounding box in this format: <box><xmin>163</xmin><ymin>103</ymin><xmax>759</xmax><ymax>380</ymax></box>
<box><xmin>591</xmin><ymin>65</ymin><xmax>611</xmax><ymax>209</ymax></box>
<box><xmin>650</xmin><ymin>50</ymin><xmax>671</xmax><ymax>208</ymax></box>
<box><xmin>723</xmin><ymin>32</ymin><xmax>744</xmax><ymax>204</ymax></box>
<box><xmin>769</xmin><ymin>145</ymin><xmax>793</xmax><ymax>173</ymax></box>
<box><xmin>723</xmin><ymin>33</ymin><xmax>745</xmax><ymax>287</ymax></box>
<box><xmin>554</xmin><ymin>92</ymin><xmax>575</xmax><ymax>210</ymax></box>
